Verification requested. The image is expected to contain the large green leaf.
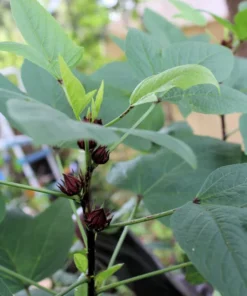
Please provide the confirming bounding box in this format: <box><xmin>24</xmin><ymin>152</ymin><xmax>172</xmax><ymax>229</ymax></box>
<box><xmin>169</xmin><ymin>0</ymin><xmax>207</xmax><ymax>26</ymax></box>
<box><xmin>171</xmin><ymin>203</ymin><xmax>247</xmax><ymax>296</ymax></box>
<box><xmin>0</xmin><ymin>199</ymin><xmax>74</xmax><ymax>293</ymax></box>
<box><xmin>0</xmin><ymin>198</ymin><xmax>6</xmax><ymax>224</ymax></box>
<box><xmin>10</xmin><ymin>0</ymin><xmax>83</xmax><ymax>77</ymax></box>
<box><xmin>113</xmin><ymin>128</ymin><xmax>197</xmax><ymax>168</ymax></box>
<box><xmin>125</xmin><ymin>29</ymin><xmax>168</xmax><ymax>79</ymax></box>
<box><xmin>130</xmin><ymin>64</ymin><xmax>219</xmax><ymax>105</ymax></box>
<box><xmin>21</xmin><ymin>60</ymin><xmax>74</xmax><ymax>118</ymax></box>
<box><xmin>0</xmin><ymin>42</ymin><xmax>49</xmax><ymax>72</ymax></box>
<box><xmin>6</xmin><ymin>99</ymin><xmax>119</xmax><ymax>147</ymax></box>
<box><xmin>107</xmin><ymin>135</ymin><xmax>241</xmax><ymax>224</ymax></box>
<box><xmin>196</xmin><ymin>164</ymin><xmax>247</xmax><ymax>207</ymax></box>
<box><xmin>165</xmin><ymin>84</ymin><xmax>247</xmax><ymax>115</ymax></box>
<box><xmin>143</xmin><ymin>8</ymin><xmax>186</xmax><ymax>43</ymax></box>
<box><xmin>0</xmin><ymin>279</ymin><xmax>12</xmax><ymax>296</ymax></box>
<box><xmin>159</xmin><ymin>41</ymin><xmax>234</xmax><ymax>82</ymax></box>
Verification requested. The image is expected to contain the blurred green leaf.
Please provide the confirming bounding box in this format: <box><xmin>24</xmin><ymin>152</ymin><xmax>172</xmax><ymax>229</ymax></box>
<box><xmin>10</xmin><ymin>0</ymin><xmax>83</xmax><ymax>77</ymax></box>
<box><xmin>95</xmin><ymin>264</ymin><xmax>123</xmax><ymax>288</ymax></box>
<box><xmin>169</xmin><ymin>0</ymin><xmax>207</xmax><ymax>26</ymax></box>
<box><xmin>0</xmin><ymin>279</ymin><xmax>12</xmax><ymax>296</ymax></box>
<box><xmin>0</xmin><ymin>200</ymin><xmax>74</xmax><ymax>293</ymax></box>
<box><xmin>0</xmin><ymin>198</ymin><xmax>6</xmax><ymax>225</ymax></box>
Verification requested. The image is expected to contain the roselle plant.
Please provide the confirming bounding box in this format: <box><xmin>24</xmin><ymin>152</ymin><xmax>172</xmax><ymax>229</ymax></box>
<box><xmin>2</xmin><ymin>0</ymin><xmax>247</xmax><ymax>296</ymax></box>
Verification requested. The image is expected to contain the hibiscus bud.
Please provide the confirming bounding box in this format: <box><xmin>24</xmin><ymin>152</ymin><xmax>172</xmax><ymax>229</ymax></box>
<box><xmin>84</xmin><ymin>208</ymin><xmax>112</xmax><ymax>232</ymax></box>
<box><xmin>57</xmin><ymin>172</ymin><xmax>84</xmax><ymax>196</ymax></box>
<box><xmin>77</xmin><ymin>140</ymin><xmax>97</xmax><ymax>150</ymax></box>
<box><xmin>93</xmin><ymin>118</ymin><xmax>103</xmax><ymax>125</ymax></box>
<box><xmin>92</xmin><ymin>146</ymin><xmax>109</xmax><ymax>164</ymax></box>
<box><xmin>193</xmin><ymin>197</ymin><xmax>201</xmax><ymax>204</ymax></box>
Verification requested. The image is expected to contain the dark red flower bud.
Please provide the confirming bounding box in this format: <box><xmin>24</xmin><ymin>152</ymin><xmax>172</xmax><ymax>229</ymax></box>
<box><xmin>57</xmin><ymin>172</ymin><xmax>84</xmax><ymax>196</ymax></box>
<box><xmin>84</xmin><ymin>208</ymin><xmax>112</xmax><ymax>232</ymax></box>
<box><xmin>93</xmin><ymin>118</ymin><xmax>103</xmax><ymax>125</ymax></box>
<box><xmin>77</xmin><ymin>139</ymin><xmax>97</xmax><ymax>150</ymax></box>
<box><xmin>92</xmin><ymin>146</ymin><xmax>109</xmax><ymax>164</ymax></box>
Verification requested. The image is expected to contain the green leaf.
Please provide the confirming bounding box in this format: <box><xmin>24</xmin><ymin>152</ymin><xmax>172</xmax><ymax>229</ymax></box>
<box><xmin>0</xmin><ymin>42</ymin><xmax>49</xmax><ymax>72</ymax></box>
<box><xmin>171</xmin><ymin>203</ymin><xmax>247</xmax><ymax>296</ymax></box>
<box><xmin>74</xmin><ymin>252</ymin><xmax>88</xmax><ymax>273</ymax></box>
<box><xmin>95</xmin><ymin>264</ymin><xmax>123</xmax><ymax>288</ymax></box>
<box><xmin>0</xmin><ymin>198</ymin><xmax>6</xmax><ymax>224</ymax></box>
<box><xmin>21</xmin><ymin>60</ymin><xmax>74</xmax><ymax>118</ymax></box>
<box><xmin>166</xmin><ymin>84</ymin><xmax>247</xmax><ymax>115</ymax></box>
<box><xmin>0</xmin><ymin>279</ymin><xmax>13</xmax><ymax>296</ymax></box>
<box><xmin>0</xmin><ymin>199</ymin><xmax>74</xmax><ymax>293</ymax></box>
<box><xmin>110</xmin><ymin>35</ymin><xmax>125</xmax><ymax>51</ymax></box>
<box><xmin>113</xmin><ymin>128</ymin><xmax>197</xmax><ymax>168</ymax></box>
<box><xmin>169</xmin><ymin>0</ymin><xmax>207</xmax><ymax>26</ymax></box>
<box><xmin>239</xmin><ymin>1</ymin><xmax>247</xmax><ymax>11</ymax></box>
<box><xmin>125</xmin><ymin>29</ymin><xmax>168</xmax><ymax>79</ymax></box>
<box><xmin>59</xmin><ymin>56</ymin><xmax>89</xmax><ymax>119</ymax></box>
<box><xmin>234</xmin><ymin>10</ymin><xmax>247</xmax><ymax>40</ymax></box>
<box><xmin>130</xmin><ymin>64</ymin><xmax>219</xmax><ymax>105</ymax></box>
<box><xmin>6</xmin><ymin>99</ymin><xmax>119</xmax><ymax>147</ymax></box>
<box><xmin>94</xmin><ymin>81</ymin><xmax>104</xmax><ymax>119</ymax></box>
<box><xmin>185</xmin><ymin>263</ymin><xmax>206</xmax><ymax>285</ymax></box>
<box><xmin>159</xmin><ymin>41</ymin><xmax>234</xmax><ymax>82</ymax></box>
<box><xmin>240</xmin><ymin>114</ymin><xmax>247</xmax><ymax>154</ymax></box>
<box><xmin>196</xmin><ymin>163</ymin><xmax>247</xmax><ymax>207</ymax></box>
<box><xmin>107</xmin><ymin>135</ymin><xmax>241</xmax><ymax>225</ymax></box>
<box><xmin>208</xmin><ymin>13</ymin><xmax>236</xmax><ymax>34</ymax></box>
<box><xmin>10</xmin><ymin>0</ymin><xmax>83</xmax><ymax>77</ymax></box>
<box><xmin>75</xmin><ymin>275</ymin><xmax>87</xmax><ymax>296</ymax></box>
<box><xmin>143</xmin><ymin>8</ymin><xmax>186</xmax><ymax>43</ymax></box>
<box><xmin>0</xmin><ymin>75</ymin><xmax>22</xmax><ymax>94</ymax></box>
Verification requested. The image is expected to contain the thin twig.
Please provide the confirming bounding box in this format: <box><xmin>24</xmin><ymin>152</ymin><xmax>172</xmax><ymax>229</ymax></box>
<box><xmin>220</xmin><ymin>115</ymin><xmax>227</xmax><ymax>141</ymax></box>
<box><xmin>104</xmin><ymin>106</ymin><xmax>134</xmax><ymax>127</ymax></box>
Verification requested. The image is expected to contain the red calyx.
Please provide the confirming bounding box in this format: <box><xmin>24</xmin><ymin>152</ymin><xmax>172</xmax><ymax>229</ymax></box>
<box><xmin>84</xmin><ymin>208</ymin><xmax>112</xmax><ymax>232</ymax></box>
<box><xmin>92</xmin><ymin>146</ymin><xmax>109</xmax><ymax>164</ymax></box>
<box><xmin>57</xmin><ymin>172</ymin><xmax>84</xmax><ymax>196</ymax></box>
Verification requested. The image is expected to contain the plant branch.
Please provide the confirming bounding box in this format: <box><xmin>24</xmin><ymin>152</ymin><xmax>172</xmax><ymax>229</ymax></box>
<box><xmin>55</xmin><ymin>277</ymin><xmax>88</xmax><ymax>296</ymax></box>
<box><xmin>0</xmin><ymin>180</ymin><xmax>78</xmax><ymax>202</ymax></box>
<box><xmin>220</xmin><ymin>115</ymin><xmax>227</xmax><ymax>141</ymax></box>
<box><xmin>97</xmin><ymin>262</ymin><xmax>193</xmax><ymax>294</ymax></box>
<box><xmin>109</xmin><ymin>104</ymin><xmax>156</xmax><ymax>152</ymax></box>
<box><xmin>87</xmin><ymin>230</ymin><xmax>96</xmax><ymax>296</ymax></box>
<box><xmin>0</xmin><ymin>265</ymin><xmax>56</xmax><ymax>295</ymax></box>
<box><xmin>104</xmin><ymin>106</ymin><xmax>134</xmax><ymax>127</ymax></box>
<box><xmin>109</xmin><ymin>208</ymin><xmax>176</xmax><ymax>228</ymax></box>
<box><xmin>225</xmin><ymin>127</ymin><xmax>239</xmax><ymax>139</ymax></box>
<box><xmin>108</xmin><ymin>196</ymin><xmax>141</xmax><ymax>268</ymax></box>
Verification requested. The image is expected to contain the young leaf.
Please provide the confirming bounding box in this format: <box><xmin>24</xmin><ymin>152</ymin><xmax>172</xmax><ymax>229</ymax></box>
<box><xmin>234</xmin><ymin>9</ymin><xmax>247</xmax><ymax>40</ymax></box>
<box><xmin>0</xmin><ymin>42</ymin><xmax>49</xmax><ymax>73</ymax></box>
<box><xmin>196</xmin><ymin>163</ymin><xmax>247</xmax><ymax>207</ymax></box>
<box><xmin>95</xmin><ymin>264</ymin><xmax>124</xmax><ymax>288</ymax></box>
<box><xmin>10</xmin><ymin>0</ymin><xmax>83</xmax><ymax>77</ymax></box>
<box><xmin>171</xmin><ymin>203</ymin><xmax>247</xmax><ymax>296</ymax></box>
<box><xmin>59</xmin><ymin>56</ymin><xmax>88</xmax><ymax>120</ymax></box>
<box><xmin>0</xmin><ymin>279</ymin><xmax>13</xmax><ymax>296</ymax></box>
<box><xmin>95</xmin><ymin>81</ymin><xmax>104</xmax><ymax>118</ymax></box>
<box><xmin>169</xmin><ymin>0</ymin><xmax>207</xmax><ymax>26</ymax></box>
<box><xmin>207</xmin><ymin>13</ymin><xmax>236</xmax><ymax>34</ymax></box>
<box><xmin>74</xmin><ymin>252</ymin><xmax>88</xmax><ymax>273</ymax></box>
<box><xmin>130</xmin><ymin>64</ymin><xmax>219</xmax><ymax>105</ymax></box>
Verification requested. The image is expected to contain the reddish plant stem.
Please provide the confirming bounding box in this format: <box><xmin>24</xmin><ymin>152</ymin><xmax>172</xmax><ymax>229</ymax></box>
<box><xmin>220</xmin><ymin>115</ymin><xmax>227</xmax><ymax>141</ymax></box>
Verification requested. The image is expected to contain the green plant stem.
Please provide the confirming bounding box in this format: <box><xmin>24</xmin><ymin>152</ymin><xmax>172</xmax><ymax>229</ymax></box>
<box><xmin>109</xmin><ymin>104</ymin><xmax>156</xmax><ymax>152</ymax></box>
<box><xmin>97</xmin><ymin>262</ymin><xmax>193</xmax><ymax>294</ymax></box>
<box><xmin>0</xmin><ymin>180</ymin><xmax>78</xmax><ymax>201</ymax></box>
<box><xmin>225</xmin><ymin>127</ymin><xmax>239</xmax><ymax>139</ymax></box>
<box><xmin>55</xmin><ymin>277</ymin><xmax>88</xmax><ymax>296</ymax></box>
<box><xmin>55</xmin><ymin>154</ymin><xmax>88</xmax><ymax>249</ymax></box>
<box><xmin>0</xmin><ymin>265</ymin><xmax>56</xmax><ymax>295</ymax></box>
<box><xmin>109</xmin><ymin>208</ymin><xmax>176</xmax><ymax>228</ymax></box>
<box><xmin>25</xmin><ymin>287</ymin><xmax>31</xmax><ymax>296</ymax></box>
<box><xmin>104</xmin><ymin>106</ymin><xmax>134</xmax><ymax>127</ymax></box>
<box><xmin>108</xmin><ymin>196</ymin><xmax>141</xmax><ymax>269</ymax></box>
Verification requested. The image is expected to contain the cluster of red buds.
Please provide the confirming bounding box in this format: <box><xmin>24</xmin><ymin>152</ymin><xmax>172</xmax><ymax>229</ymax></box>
<box><xmin>77</xmin><ymin>117</ymin><xmax>110</xmax><ymax>165</ymax></box>
<box><xmin>57</xmin><ymin>172</ymin><xmax>84</xmax><ymax>196</ymax></box>
<box><xmin>84</xmin><ymin>207</ymin><xmax>112</xmax><ymax>232</ymax></box>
